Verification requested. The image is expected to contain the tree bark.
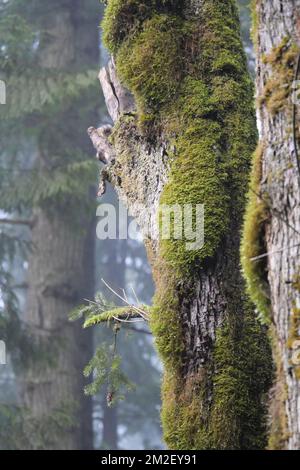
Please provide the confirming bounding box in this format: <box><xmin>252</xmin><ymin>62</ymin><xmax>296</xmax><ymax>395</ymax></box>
<box><xmin>91</xmin><ymin>0</ymin><xmax>272</xmax><ymax>449</ymax></box>
<box><xmin>102</xmin><ymin>395</ymin><xmax>118</xmax><ymax>450</ymax></box>
<box><xmin>23</xmin><ymin>212</ymin><xmax>94</xmax><ymax>449</ymax></box>
<box><xmin>246</xmin><ymin>0</ymin><xmax>300</xmax><ymax>450</ymax></box>
<box><xmin>21</xmin><ymin>2</ymin><xmax>99</xmax><ymax>449</ymax></box>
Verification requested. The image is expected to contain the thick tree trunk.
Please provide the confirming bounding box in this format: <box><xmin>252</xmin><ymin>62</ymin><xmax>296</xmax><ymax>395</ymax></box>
<box><xmin>244</xmin><ymin>0</ymin><xmax>300</xmax><ymax>450</ymax></box>
<box><xmin>23</xmin><ymin>212</ymin><xmax>94</xmax><ymax>449</ymax></box>
<box><xmin>21</xmin><ymin>3</ymin><xmax>99</xmax><ymax>449</ymax></box>
<box><xmin>91</xmin><ymin>0</ymin><xmax>272</xmax><ymax>449</ymax></box>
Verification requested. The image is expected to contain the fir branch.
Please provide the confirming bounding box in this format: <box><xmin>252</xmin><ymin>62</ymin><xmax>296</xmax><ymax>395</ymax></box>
<box><xmin>1</xmin><ymin>70</ymin><xmax>98</xmax><ymax>120</ymax></box>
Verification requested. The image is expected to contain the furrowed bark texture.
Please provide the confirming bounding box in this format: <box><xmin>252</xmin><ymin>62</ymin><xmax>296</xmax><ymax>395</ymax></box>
<box><xmin>24</xmin><ymin>212</ymin><xmax>94</xmax><ymax>449</ymax></box>
<box><xmin>21</xmin><ymin>3</ymin><xmax>99</xmax><ymax>450</ymax></box>
<box><xmin>91</xmin><ymin>0</ymin><xmax>272</xmax><ymax>449</ymax></box>
<box><xmin>245</xmin><ymin>0</ymin><xmax>300</xmax><ymax>450</ymax></box>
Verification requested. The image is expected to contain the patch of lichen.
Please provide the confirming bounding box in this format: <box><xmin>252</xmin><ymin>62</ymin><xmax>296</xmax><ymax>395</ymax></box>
<box><xmin>241</xmin><ymin>143</ymin><xmax>271</xmax><ymax>321</ymax></box>
<box><xmin>287</xmin><ymin>306</ymin><xmax>300</xmax><ymax>350</ymax></box>
<box><xmin>258</xmin><ymin>38</ymin><xmax>299</xmax><ymax>115</ymax></box>
<box><xmin>102</xmin><ymin>0</ymin><xmax>271</xmax><ymax>449</ymax></box>
<box><xmin>287</xmin><ymin>300</ymin><xmax>300</xmax><ymax>380</ymax></box>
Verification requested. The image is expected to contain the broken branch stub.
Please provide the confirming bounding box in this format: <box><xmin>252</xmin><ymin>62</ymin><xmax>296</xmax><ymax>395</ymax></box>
<box><xmin>99</xmin><ymin>58</ymin><xmax>136</xmax><ymax>123</ymax></box>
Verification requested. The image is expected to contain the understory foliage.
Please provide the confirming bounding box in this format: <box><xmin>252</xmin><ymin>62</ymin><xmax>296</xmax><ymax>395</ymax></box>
<box><xmin>84</xmin><ymin>344</ymin><xmax>133</xmax><ymax>405</ymax></box>
<box><xmin>102</xmin><ymin>0</ymin><xmax>272</xmax><ymax>450</ymax></box>
<box><xmin>71</xmin><ymin>294</ymin><xmax>148</xmax><ymax>405</ymax></box>
<box><xmin>0</xmin><ymin>401</ymin><xmax>77</xmax><ymax>450</ymax></box>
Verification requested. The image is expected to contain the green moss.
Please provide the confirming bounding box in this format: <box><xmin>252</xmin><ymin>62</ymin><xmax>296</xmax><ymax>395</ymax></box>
<box><xmin>160</xmin><ymin>369</ymin><xmax>211</xmax><ymax>450</ymax></box>
<box><xmin>242</xmin><ymin>36</ymin><xmax>299</xmax><ymax>322</ymax></box>
<box><xmin>102</xmin><ymin>0</ymin><xmax>183</xmax><ymax>54</ymax></box>
<box><xmin>154</xmin><ymin>304</ymin><xmax>272</xmax><ymax>450</ymax></box>
<box><xmin>210</xmin><ymin>306</ymin><xmax>272</xmax><ymax>449</ymax></box>
<box><xmin>159</xmin><ymin>79</ymin><xmax>229</xmax><ymax>273</ymax></box>
<box><xmin>258</xmin><ymin>38</ymin><xmax>299</xmax><ymax>115</ymax></box>
<box><xmin>291</xmin><ymin>273</ymin><xmax>300</xmax><ymax>293</ymax></box>
<box><xmin>102</xmin><ymin>0</ymin><xmax>151</xmax><ymax>53</ymax></box>
<box><xmin>155</xmin><ymin>0</ymin><xmax>257</xmax><ymax>273</ymax></box>
<box><xmin>250</xmin><ymin>0</ymin><xmax>259</xmax><ymax>48</ymax></box>
<box><xmin>150</xmin><ymin>265</ymin><xmax>184</xmax><ymax>373</ymax></box>
<box><xmin>116</xmin><ymin>15</ymin><xmax>186</xmax><ymax>113</ymax></box>
<box><xmin>84</xmin><ymin>306</ymin><xmax>150</xmax><ymax>328</ymax></box>
<box><xmin>103</xmin><ymin>0</ymin><xmax>272</xmax><ymax>449</ymax></box>
<box><xmin>242</xmin><ymin>29</ymin><xmax>300</xmax><ymax>449</ymax></box>
<box><xmin>241</xmin><ymin>143</ymin><xmax>271</xmax><ymax>321</ymax></box>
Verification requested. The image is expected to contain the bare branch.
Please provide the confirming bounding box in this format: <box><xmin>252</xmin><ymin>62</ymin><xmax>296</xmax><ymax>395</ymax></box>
<box><xmin>112</xmin><ymin>315</ymin><xmax>145</xmax><ymax>324</ymax></box>
<box><xmin>124</xmin><ymin>325</ymin><xmax>152</xmax><ymax>336</ymax></box>
<box><xmin>99</xmin><ymin>58</ymin><xmax>135</xmax><ymax>123</ymax></box>
<box><xmin>101</xmin><ymin>278</ymin><xmax>150</xmax><ymax>321</ymax></box>
<box><xmin>87</xmin><ymin>125</ymin><xmax>116</xmax><ymax>164</ymax></box>
<box><xmin>250</xmin><ymin>243</ymin><xmax>300</xmax><ymax>262</ymax></box>
<box><xmin>0</xmin><ymin>218</ymin><xmax>34</xmax><ymax>228</ymax></box>
<box><xmin>11</xmin><ymin>282</ymin><xmax>29</xmax><ymax>290</ymax></box>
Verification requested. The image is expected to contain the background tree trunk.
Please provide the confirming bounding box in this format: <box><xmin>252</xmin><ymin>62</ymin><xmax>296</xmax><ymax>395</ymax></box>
<box><xmin>102</xmin><ymin>395</ymin><xmax>118</xmax><ymax>450</ymax></box>
<box><xmin>91</xmin><ymin>0</ymin><xmax>272</xmax><ymax>449</ymax></box>
<box><xmin>99</xmin><ymin>230</ymin><xmax>126</xmax><ymax>451</ymax></box>
<box><xmin>243</xmin><ymin>0</ymin><xmax>300</xmax><ymax>450</ymax></box>
<box><xmin>21</xmin><ymin>2</ymin><xmax>99</xmax><ymax>449</ymax></box>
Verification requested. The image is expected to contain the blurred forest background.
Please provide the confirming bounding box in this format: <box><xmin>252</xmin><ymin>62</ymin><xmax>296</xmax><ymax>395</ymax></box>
<box><xmin>0</xmin><ymin>0</ymin><xmax>253</xmax><ymax>450</ymax></box>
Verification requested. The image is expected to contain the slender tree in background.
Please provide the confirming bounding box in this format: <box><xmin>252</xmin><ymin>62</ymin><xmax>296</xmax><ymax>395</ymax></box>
<box><xmin>89</xmin><ymin>0</ymin><xmax>273</xmax><ymax>449</ymax></box>
<box><xmin>93</xmin><ymin>190</ymin><xmax>161</xmax><ymax>450</ymax></box>
<box><xmin>0</xmin><ymin>0</ymin><xmax>101</xmax><ymax>449</ymax></box>
<box><xmin>242</xmin><ymin>0</ymin><xmax>300</xmax><ymax>450</ymax></box>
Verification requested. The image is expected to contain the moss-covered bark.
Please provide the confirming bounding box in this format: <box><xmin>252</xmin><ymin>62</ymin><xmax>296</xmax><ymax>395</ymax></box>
<box><xmin>97</xmin><ymin>0</ymin><xmax>273</xmax><ymax>449</ymax></box>
<box><xmin>242</xmin><ymin>0</ymin><xmax>300</xmax><ymax>449</ymax></box>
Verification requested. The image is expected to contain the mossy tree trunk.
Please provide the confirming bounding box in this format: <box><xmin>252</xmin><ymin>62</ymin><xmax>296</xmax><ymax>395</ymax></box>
<box><xmin>242</xmin><ymin>0</ymin><xmax>300</xmax><ymax>450</ymax></box>
<box><xmin>91</xmin><ymin>0</ymin><xmax>272</xmax><ymax>449</ymax></box>
<box><xmin>21</xmin><ymin>3</ymin><xmax>99</xmax><ymax>450</ymax></box>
